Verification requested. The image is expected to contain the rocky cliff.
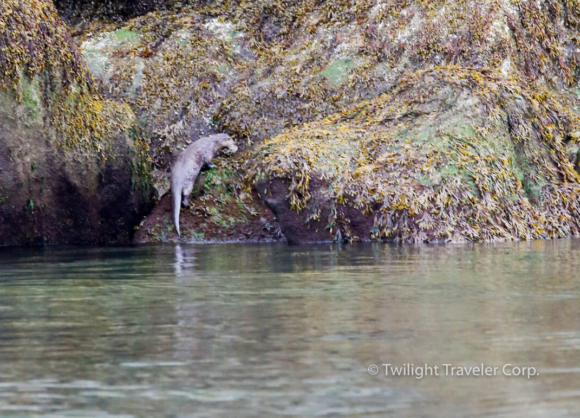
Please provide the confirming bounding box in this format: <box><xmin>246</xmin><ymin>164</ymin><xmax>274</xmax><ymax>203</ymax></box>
<box><xmin>5</xmin><ymin>0</ymin><xmax>580</xmax><ymax>244</ymax></box>
<box><xmin>0</xmin><ymin>0</ymin><xmax>152</xmax><ymax>246</ymax></box>
<box><xmin>70</xmin><ymin>0</ymin><xmax>580</xmax><ymax>243</ymax></box>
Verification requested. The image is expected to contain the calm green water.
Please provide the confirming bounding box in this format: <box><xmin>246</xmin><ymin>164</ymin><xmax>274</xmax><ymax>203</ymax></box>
<box><xmin>0</xmin><ymin>241</ymin><xmax>579</xmax><ymax>417</ymax></box>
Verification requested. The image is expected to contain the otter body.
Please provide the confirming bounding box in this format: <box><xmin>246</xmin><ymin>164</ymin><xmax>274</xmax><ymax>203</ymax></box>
<box><xmin>171</xmin><ymin>134</ymin><xmax>238</xmax><ymax>236</ymax></box>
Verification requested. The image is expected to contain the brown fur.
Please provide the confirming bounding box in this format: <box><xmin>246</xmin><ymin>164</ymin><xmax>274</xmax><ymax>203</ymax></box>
<box><xmin>171</xmin><ymin>134</ymin><xmax>238</xmax><ymax>236</ymax></box>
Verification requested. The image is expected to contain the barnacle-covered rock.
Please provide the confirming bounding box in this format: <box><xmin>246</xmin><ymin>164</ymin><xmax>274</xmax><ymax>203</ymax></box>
<box><xmin>0</xmin><ymin>0</ymin><xmax>152</xmax><ymax>246</ymax></box>
<box><xmin>250</xmin><ymin>68</ymin><xmax>580</xmax><ymax>243</ymax></box>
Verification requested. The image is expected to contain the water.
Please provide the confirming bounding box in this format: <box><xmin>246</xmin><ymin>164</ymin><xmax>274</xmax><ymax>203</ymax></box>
<box><xmin>0</xmin><ymin>240</ymin><xmax>579</xmax><ymax>417</ymax></box>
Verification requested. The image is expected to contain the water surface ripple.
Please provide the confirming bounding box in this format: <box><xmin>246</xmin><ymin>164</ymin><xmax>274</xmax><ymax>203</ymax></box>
<box><xmin>0</xmin><ymin>241</ymin><xmax>579</xmax><ymax>417</ymax></box>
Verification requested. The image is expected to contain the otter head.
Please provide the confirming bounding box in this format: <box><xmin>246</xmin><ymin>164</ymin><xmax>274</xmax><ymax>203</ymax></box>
<box><xmin>218</xmin><ymin>136</ymin><xmax>238</xmax><ymax>154</ymax></box>
<box><xmin>207</xmin><ymin>133</ymin><xmax>238</xmax><ymax>155</ymax></box>
<box><xmin>222</xmin><ymin>138</ymin><xmax>238</xmax><ymax>154</ymax></box>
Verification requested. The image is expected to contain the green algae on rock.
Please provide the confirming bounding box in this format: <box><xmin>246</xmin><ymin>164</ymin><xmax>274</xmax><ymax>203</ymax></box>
<box><xmin>0</xmin><ymin>0</ymin><xmax>152</xmax><ymax>246</ymax></box>
<box><xmin>133</xmin><ymin>162</ymin><xmax>284</xmax><ymax>244</ymax></box>
<box><xmin>207</xmin><ymin>0</ymin><xmax>580</xmax><ymax>145</ymax></box>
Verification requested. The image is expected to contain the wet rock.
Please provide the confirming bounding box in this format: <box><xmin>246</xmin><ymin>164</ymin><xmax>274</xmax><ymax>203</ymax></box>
<box><xmin>0</xmin><ymin>0</ymin><xmax>153</xmax><ymax>246</ymax></box>
<box><xmin>132</xmin><ymin>185</ymin><xmax>283</xmax><ymax>244</ymax></box>
<box><xmin>54</xmin><ymin>0</ymin><xmax>184</xmax><ymax>24</ymax></box>
<box><xmin>255</xmin><ymin>177</ymin><xmax>375</xmax><ymax>245</ymax></box>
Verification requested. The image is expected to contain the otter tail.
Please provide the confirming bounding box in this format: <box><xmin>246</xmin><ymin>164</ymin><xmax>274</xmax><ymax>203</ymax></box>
<box><xmin>173</xmin><ymin>187</ymin><xmax>181</xmax><ymax>237</ymax></box>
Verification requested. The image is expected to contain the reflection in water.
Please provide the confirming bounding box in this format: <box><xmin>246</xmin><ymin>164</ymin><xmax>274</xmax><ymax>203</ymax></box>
<box><xmin>0</xmin><ymin>241</ymin><xmax>579</xmax><ymax>416</ymax></box>
<box><xmin>174</xmin><ymin>244</ymin><xmax>185</xmax><ymax>275</ymax></box>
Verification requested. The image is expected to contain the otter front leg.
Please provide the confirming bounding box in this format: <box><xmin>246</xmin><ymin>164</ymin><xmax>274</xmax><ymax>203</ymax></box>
<box><xmin>181</xmin><ymin>179</ymin><xmax>194</xmax><ymax>207</ymax></box>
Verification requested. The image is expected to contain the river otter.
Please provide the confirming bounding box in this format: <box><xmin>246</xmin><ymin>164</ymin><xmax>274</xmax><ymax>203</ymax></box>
<box><xmin>171</xmin><ymin>134</ymin><xmax>238</xmax><ymax>236</ymax></box>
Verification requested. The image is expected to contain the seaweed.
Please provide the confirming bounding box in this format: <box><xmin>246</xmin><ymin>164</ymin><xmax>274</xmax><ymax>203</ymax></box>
<box><xmin>249</xmin><ymin>67</ymin><xmax>580</xmax><ymax>242</ymax></box>
<box><xmin>0</xmin><ymin>0</ymin><xmax>148</xmax><ymax>162</ymax></box>
<box><xmin>16</xmin><ymin>0</ymin><xmax>580</xmax><ymax>242</ymax></box>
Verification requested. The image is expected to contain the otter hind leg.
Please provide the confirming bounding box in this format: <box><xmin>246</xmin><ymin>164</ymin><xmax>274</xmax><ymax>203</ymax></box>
<box><xmin>182</xmin><ymin>179</ymin><xmax>194</xmax><ymax>207</ymax></box>
<box><xmin>181</xmin><ymin>191</ymin><xmax>190</xmax><ymax>208</ymax></box>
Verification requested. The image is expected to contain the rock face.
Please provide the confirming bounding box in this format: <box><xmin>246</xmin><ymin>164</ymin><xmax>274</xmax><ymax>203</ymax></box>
<box><xmin>77</xmin><ymin>14</ymin><xmax>248</xmax><ymax>181</ymax></box>
<box><xmin>70</xmin><ymin>0</ymin><xmax>580</xmax><ymax>244</ymax></box>
<box><xmin>251</xmin><ymin>68</ymin><xmax>580</xmax><ymax>243</ymax></box>
<box><xmin>0</xmin><ymin>0</ymin><xmax>152</xmax><ymax>246</ymax></box>
<box><xmin>132</xmin><ymin>189</ymin><xmax>283</xmax><ymax>244</ymax></box>
<box><xmin>54</xmin><ymin>0</ymin><xmax>182</xmax><ymax>24</ymax></box>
